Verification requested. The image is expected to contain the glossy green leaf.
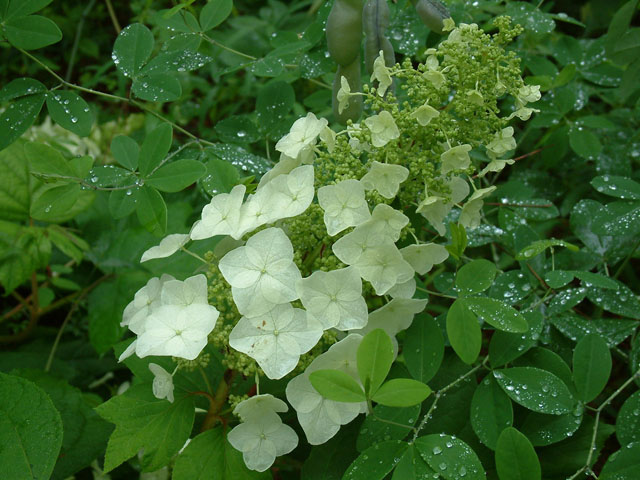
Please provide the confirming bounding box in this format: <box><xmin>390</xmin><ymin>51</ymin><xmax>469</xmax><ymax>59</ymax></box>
<box><xmin>132</xmin><ymin>74</ymin><xmax>182</xmax><ymax>102</ymax></box>
<box><xmin>30</xmin><ymin>183</ymin><xmax>81</xmax><ymax>220</ymax></box>
<box><xmin>547</xmin><ymin>287</ymin><xmax>587</xmax><ymax>315</ymax></box>
<box><xmin>24</xmin><ymin>141</ymin><xmax>74</xmax><ymax>177</ymax></box>
<box><xmin>591</xmin><ymin>175</ymin><xmax>640</xmax><ymax>200</ymax></box>
<box><xmin>357</xmin><ymin>328</ymin><xmax>394</xmax><ymax>396</ymax></box>
<box><xmin>515</xmin><ymin>238</ymin><xmax>579</xmax><ymax>260</ymax></box>
<box><xmin>599</xmin><ymin>442</ymin><xmax>640</xmax><ymax>480</ymax></box>
<box><xmin>343</xmin><ymin>440</ymin><xmax>408</xmax><ymax>480</ymax></box>
<box><xmin>470</xmin><ymin>375</ymin><xmax>513</xmax><ymax>450</ymax></box>
<box><xmin>372</xmin><ymin>379</ymin><xmax>431</xmax><ymax>407</ymax></box>
<box><xmin>488</xmin><ymin>270</ymin><xmax>532</xmax><ymax>304</ymax></box>
<box><xmin>139</xmin><ymin>50</ymin><xmax>213</xmax><ymax>75</ymax></box>
<box><xmin>111</xmin><ymin>135</ymin><xmax>139</xmax><ymax>171</ymax></box>
<box><xmin>0</xmin><ymin>372</ymin><xmax>63</xmax><ymax>480</ymax></box>
<box><xmin>495</xmin><ymin>427</ymin><xmax>541</xmax><ymax>480</ymax></box>
<box><xmin>489</xmin><ymin>311</ymin><xmax>544</xmax><ymax>368</ymax></box>
<box><xmin>199</xmin><ymin>0</ymin><xmax>233</xmax><ymax>31</ymax></box>
<box><xmin>455</xmin><ymin>259</ymin><xmax>497</xmax><ymax>295</ymax></box>
<box><xmin>415</xmin><ymin>434</ymin><xmax>485</xmax><ymax>480</ymax></box>
<box><xmin>173</xmin><ymin>427</ymin><xmax>269</xmax><ymax>480</ymax></box>
<box><xmin>139</xmin><ymin>123</ymin><xmax>173</xmax><ymax>176</ymax></box>
<box><xmin>593</xmin><ymin>200</ymin><xmax>640</xmax><ymax>239</ymax></box>
<box><xmin>309</xmin><ymin>369</ymin><xmax>366</xmax><ymax>403</ymax></box>
<box><xmin>616</xmin><ymin>391</ymin><xmax>640</xmax><ymax>446</ymax></box>
<box><xmin>446</xmin><ymin>299</ymin><xmax>481</xmax><ymax>365</ymax></box>
<box><xmin>404</xmin><ymin>313</ymin><xmax>444</xmax><ymax>383</ymax></box>
<box><xmin>95</xmin><ymin>383</ymin><xmax>195</xmax><ymax>472</ymax></box>
<box><xmin>0</xmin><ymin>77</ymin><xmax>47</xmax><ymax>102</ymax></box>
<box><xmin>108</xmin><ymin>188</ymin><xmax>138</xmax><ymax>219</ymax></box>
<box><xmin>572</xmin><ymin>334</ymin><xmax>612</xmax><ymax>402</ymax></box>
<box><xmin>145</xmin><ymin>159</ymin><xmax>206</xmax><ymax>192</ymax></box>
<box><xmin>4</xmin><ymin>14</ymin><xmax>61</xmax><ymax>49</ymax></box>
<box><xmin>204</xmin><ymin>144</ymin><xmax>270</xmax><ymax>176</ymax></box>
<box><xmin>505</xmin><ymin>2</ymin><xmax>555</xmax><ymax>34</ymax></box>
<box><xmin>112</xmin><ymin>23</ymin><xmax>154</xmax><ymax>78</ymax></box>
<box><xmin>513</xmin><ymin>347</ymin><xmax>575</xmax><ymax>393</ymax></box>
<box><xmin>544</xmin><ymin>270</ymin><xmax>575</xmax><ymax>289</ymax></box>
<box><xmin>45</xmin><ymin>91</ymin><xmax>92</xmax><ymax>136</ymax></box>
<box><xmin>135</xmin><ymin>186</ymin><xmax>167</xmax><ymax>235</ymax></box>
<box><xmin>550</xmin><ymin>313</ymin><xmax>638</xmax><ymax>348</ymax></box>
<box><xmin>494</xmin><ymin>367</ymin><xmax>575</xmax><ymax>415</ymax></box>
<box><xmin>392</xmin><ymin>445</ymin><xmax>437</xmax><ymax>479</ymax></box>
<box><xmin>357</xmin><ymin>404</ymin><xmax>420</xmax><ymax>452</ymax></box>
<box><xmin>4</xmin><ymin>0</ymin><xmax>53</xmax><ymax>20</ymax></box>
<box><xmin>256</xmin><ymin>80</ymin><xmax>295</xmax><ymax>137</ymax></box>
<box><xmin>0</xmin><ymin>93</ymin><xmax>45</xmax><ymax>152</ymax></box>
<box><xmin>460</xmin><ymin>297</ymin><xmax>529</xmax><ymax>333</ymax></box>
<box><xmin>201</xmin><ymin>154</ymin><xmax>240</xmax><ymax>195</ymax></box>
<box><xmin>520</xmin><ymin>408</ymin><xmax>584</xmax><ymax>446</ymax></box>
<box><xmin>586</xmin><ymin>281</ymin><xmax>640</xmax><ymax>319</ymax></box>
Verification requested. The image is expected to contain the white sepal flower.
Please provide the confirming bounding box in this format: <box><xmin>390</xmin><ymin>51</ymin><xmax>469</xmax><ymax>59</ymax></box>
<box><xmin>332</xmin><ymin>224</ymin><xmax>384</xmax><ymax>266</ymax></box>
<box><xmin>423</xmin><ymin>69</ymin><xmax>446</xmax><ymax>89</ymax></box>
<box><xmin>285</xmin><ymin>334</ymin><xmax>365</xmax><ymax>445</ymax></box>
<box><xmin>140</xmin><ymin>234</ymin><xmax>189</xmax><ymax>263</ymax></box>
<box><xmin>360</xmin><ymin>161</ymin><xmax>409</xmax><ymax>199</ymax></box>
<box><xmin>387</xmin><ymin>277</ymin><xmax>416</xmax><ymax>299</ymax></box>
<box><xmin>417</xmin><ymin>177</ymin><xmax>469</xmax><ymax>235</ymax></box>
<box><xmin>296</xmin><ymin>266</ymin><xmax>368</xmax><ymax>330</ymax></box>
<box><xmin>317</xmin><ymin>179</ymin><xmax>371</xmax><ymax>236</ymax></box>
<box><xmin>190</xmin><ymin>184</ymin><xmax>246</xmax><ymax>240</ymax></box>
<box><xmin>364</xmin><ymin>111</ymin><xmax>400</xmax><ymax>148</ymax></box>
<box><xmin>219</xmin><ymin>227</ymin><xmax>301</xmax><ymax>316</ymax></box>
<box><xmin>257</xmin><ymin>153</ymin><xmax>301</xmax><ymax>189</ymax></box>
<box><xmin>478</xmin><ymin>158</ymin><xmax>515</xmax><ymax>177</ymax></box>
<box><xmin>275</xmin><ymin>112</ymin><xmax>328</xmax><ymax>159</ymax></box>
<box><xmin>265</xmin><ymin>165</ymin><xmax>315</xmax><ymax>221</ymax></box>
<box><xmin>336</xmin><ymin>76</ymin><xmax>351</xmax><ymax>114</ymax></box>
<box><xmin>400</xmin><ymin>243</ymin><xmax>449</xmax><ymax>275</ymax></box>
<box><xmin>352</xmin><ymin>242</ymin><xmax>414</xmax><ymax>295</ymax></box>
<box><xmin>357</xmin><ymin>203</ymin><xmax>409</xmax><ymax>243</ymax></box>
<box><xmin>161</xmin><ymin>274</ymin><xmax>209</xmax><ymax>307</ymax></box>
<box><xmin>148</xmin><ymin>363</ymin><xmax>175</xmax><ymax>403</ymax></box>
<box><xmin>459</xmin><ymin>186</ymin><xmax>496</xmax><ymax>229</ymax></box>
<box><xmin>229</xmin><ymin>303</ymin><xmax>323</xmax><ymax>379</ymax></box>
<box><xmin>370</xmin><ymin>50</ymin><xmax>393</xmax><ymax>97</ymax></box>
<box><xmin>234</xmin><ymin>394</ymin><xmax>289</xmax><ymax>422</ymax></box>
<box><xmin>516</xmin><ymin>85</ymin><xmax>541</xmax><ymax>105</ymax></box>
<box><xmin>121</xmin><ymin>274</ymin><xmax>175</xmax><ymax>332</ymax></box>
<box><xmin>440</xmin><ymin>144</ymin><xmax>472</xmax><ymax>174</ymax></box>
<box><xmin>135</xmin><ymin>303</ymin><xmax>219</xmax><ymax>360</ymax></box>
<box><xmin>228</xmin><ymin>411</ymin><xmax>298</xmax><ymax>472</ymax></box>
<box><xmin>411</xmin><ymin>102</ymin><xmax>440</xmax><ymax>126</ymax></box>
<box><xmin>486</xmin><ymin>127</ymin><xmax>516</xmax><ymax>157</ymax></box>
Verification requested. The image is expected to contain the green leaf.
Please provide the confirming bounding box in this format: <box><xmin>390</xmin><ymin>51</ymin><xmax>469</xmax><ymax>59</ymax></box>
<box><xmin>145</xmin><ymin>159</ymin><xmax>206</xmax><ymax>192</ymax></box>
<box><xmin>111</xmin><ymin>135</ymin><xmax>139</xmax><ymax>171</ymax></box>
<box><xmin>470</xmin><ymin>375</ymin><xmax>513</xmax><ymax>450</ymax></box>
<box><xmin>302</xmin><ymin>421</ymin><xmax>360</xmax><ymax>479</ymax></box>
<box><xmin>4</xmin><ymin>14</ymin><xmax>62</xmax><ymax>49</ymax></box>
<box><xmin>256</xmin><ymin>80</ymin><xmax>295</xmax><ymax>137</ymax></box>
<box><xmin>586</xmin><ymin>281</ymin><xmax>640</xmax><ymax>320</ymax></box>
<box><xmin>616</xmin><ymin>391</ymin><xmax>640</xmax><ymax>446</ymax></box>
<box><xmin>309</xmin><ymin>369</ymin><xmax>366</xmax><ymax>402</ymax></box>
<box><xmin>47</xmin><ymin>225</ymin><xmax>88</xmax><ymax>263</ymax></box>
<box><xmin>460</xmin><ymin>297</ymin><xmax>529</xmax><ymax>333</ymax></box>
<box><xmin>591</xmin><ymin>175</ymin><xmax>640</xmax><ymax>200</ymax></box>
<box><xmin>0</xmin><ymin>93</ymin><xmax>45</xmax><ymax>152</ymax></box>
<box><xmin>446</xmin><ymin>222</ymin><xmax>467</xmax><ymax>260</ymax></box>
<box><xmin>455</xmin><ymin>259</ymin><xmax>497</xmax><ymax>295</ymax></box>
<box><xmin>515</xmin><ymin>238</ymin><xmax>579</xmax><ymax>260</ymax></box>
<box><xmin>215</xmin><ymin>115</ymin><xmax>260</xmax><ymax>144</ymax></box>
<box><xmin>544</xmin><ymin>270</ymin><xmax>574</xmax><ymax>289</ymax></box>
<box><xmin>30</xmin><ymin>183</ymin><xmax>81</xmax><ymax>220</ymax></box>
<box><xmin>0</xmin><ymin>77</ymin><xmax>47</xmax><ymax>102</ymax></box>
<box><xmin>495</xmin><ymin>427</ymin><xmax>541</xmax><ymax>480</ymax></box>
<box><xmin>343</xmin><ymin>440</ymin><xmax>408</xmax><ymax>480</ymax></box>
<box><xmin>569</xmin><ymin>127</ymin><xmax>602</xmax><ymax>159</ymax></box>
<box><xmin>204</xmin><ymin>144</ymin><xmax>270</xmax><ymax>176</ymax></box>
<box><xmin>494</xmin><ymin>367</ymin><xmax>575</xmax><ymax>415</ymax></box>
<box><xmin>108</xmin><ymin>188</ymin><xmax>138</xmax><ymax>219</ymax></box>
<box><xmin>415</xmin><ymin>434</ymin><xmax>485</xmax><ymax>479</ymax></box>
<box><xmin>572</xmin><ymin>334</ymin><xmax>611</xmax><ymax>402</ymax></box>
<box><xmin>0</xmin><ymin>372</ymin><xmax>63</xmax><ymax>480</ymax></box>
<box><xmin>514</xmin><ymin>347</ymin><xmax>575</xmax><ymax>393</ymax></box>
<box><xmin>605</xmin><ymin>0</ymin><xmax>639</xmax><ymax>57</ymax></box>
<box><xmin>132</xmin><ymin>74</ymin><xmax>182</xmax><ymax>102</ymax></box>
<box><xmin>446</xmin><ymin>299</ymin><xmax>481</xmax><ymax>365</ymax></box>
<box><xmin>489</xmin><ymin>311</ymin><xmax>544</xmax><ymax>368</ymax></box>
<box><xmin>505</xmin><ymin>2</ymin><xmax>555</xmax><ymax>34</ymax></box>
<box><xmin>173</xmin><ymin>427</ymin><xmax>269</xmax><ymax>480</ymax></box>
<box><xmin>392</xmin><ymin>444</ymin><xmax>437</xmax><ymax>479</ymax></box>
<box><xmin>547</xmin><ymin>287</ymin><xmax>588</xmax><ymax>315</ymax></box>
<box><xmin>24</xmin><ymin>141</ymin><xmax>74</xmax><ymax>178</ymax></box>
<box><xmin>592</xmin><ymin>200</ymin><xmax>640</xmax><ymax>238</ymax></box>
<box><xmin>200</xmin><ymin>154</ymin><xmax>240</xmax><ymax>195</ymax></box>
<box><xmin>139</xmin><ymin>123</ymin><xmax>173</xmax><ymax>176</ymax></box>
<box><xmin>403</xmin><ymin>313</ymin><xmax>444</xmax><ymax>383</ymax></box>
<box><xmin>357</xmin><ymin>404</ymin><xmax>420</xmax><ymax>452</ymax></box>
<box><xmin>136</xmin><ymin>186</ymin><xmax>167</xmax><ymax>235</ymax></box>
<box><xmin>488</xmin><ymin>270</ymin><xmax>532</xmax><ymax>304</ymax></box>
<box><xmin>572</xmin><ymin>271</ymin><xmax>619</xmax><ymax>289</ymax></box>
<box><xmin>599</xmin><ymin>443</ymin><xmax>640</xmax><ymax>480</ymax></box>
<box><xmin>357</xmin><ymin>328</ymin><xmax>394</xmax><ymax>396</ymax></box>
<box><xmin>520</xmin><ymin>408</ymin><xmax>583</xmax><ymax>446</ymax></box>
<box><xmin>199</xmin><ymin>0</ymin><xmax>233</xmax><ymax>31</ymax></box>
<box><xmin>112</xmin><ymin>23</ymin><xmax>154</xmax><ymax>78</ymax></box>
<box><xmin>4</xmin><ymin>0</ymin><xmax>53</xmax><ymax>20</ymax></box>
<box><xmin>372</xmin><ymin>379</ymin><xmax>431</xmax><ymax>407</ymax></box>
<box><xmin>96</xmin><ymin>383</ymin><xmax>195</xmax><ymax>472</ymax></box>
<box><xmin>45</xmin><ymin>91</ymin><xmax>92</xmax><ymax>136</ymax></box>
<box><xmin>139</xmin><ymin>50</ymin><xmax>213</xmax><ymax>75</ymax></box>
<box><xmin>14</xmin><ymin>370</ymin><xmax>113</xmax><ymax>480</ymax></box>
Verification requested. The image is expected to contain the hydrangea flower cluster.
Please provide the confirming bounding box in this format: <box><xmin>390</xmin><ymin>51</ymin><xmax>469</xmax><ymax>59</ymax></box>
<box><xmin>123</xmin><ymin>17</ymin><xmax>537</xmax><ymax>471</ymax></box>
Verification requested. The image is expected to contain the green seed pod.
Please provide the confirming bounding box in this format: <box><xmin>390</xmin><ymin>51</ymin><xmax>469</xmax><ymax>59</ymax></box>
<box><xmin>415</xmin><ymin>0</ymin><xmax>451</xmax><ymax>34</ymax></box>
<box><xmin>332</xmin><ymin>58</ymin><xmax>362</xmax><ymax>124</ymax></box>
<box><xmin>326</xmin><ymin>0</ymin><xmax>364</xmax><ymax>66</ymax></box>
<box><xmin>363</xmin><ymin>0</ymin><xmax>394</xmax><ymax>74</ymax></box>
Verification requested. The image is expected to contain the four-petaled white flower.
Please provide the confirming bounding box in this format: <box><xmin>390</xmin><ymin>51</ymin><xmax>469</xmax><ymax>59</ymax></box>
<box><xmin>228</xmin><ymin>401</ymin><xmax>298</xmax><ymax>472</ymax></box>
<box><xmin>441</xmin><ymin>144</ymin><xmax>472</xmax><ymax>174</ymax></box>
<box><xmin>411</xmin><ymin>102</ymin><xmax>440</xmax><ymax>126</ymax></box>
<box><xmin>423</xmin><ymin>69</ymin><xmax>446</xmax><ymax>89</ymax></box>
<box><xmin>135</xmin><ymin>303</ymin><xmax>219</xmax><ymax>360</ymax></box>
<box><xmin>360</xmin><ymin>161</ymin><xmax>409</xmax><ymax>199</ymax></box>
<box><xmin>336</xmin><ymin>76</ymin><xmax>351</xmax><ymax>114</ymax></box>
<box><xmin>459</xmin><ymin>186</ymin><xmax>496</xmax><ymax>229</ymax></box>
<box><xmin>121</xmin><ymin>274</ymin><xmax>175</xmax><ymax>334</ymax></box>
<box><xmin>317</xmin><ymin>179</ymin><xmax>371</xmax><ymax>236</ymax></box>
<box><xmin>371</xmin><ymin>50</ymin><xmax>393</xmax><ymax>97</ymax></box>
<box><xmin>364</xmin><ymin>111</ymin><xmax>400</xmax><ymax>148</ymax></box>
<box><xmin>357</xmin><ymin>204</ymin><xmax>409</xmax><ymax>243</ymax></box>
<box><xmin>219</xmin><ymin>227</ymin><xmax>302</xmax><ymax>317</ymax></box>
<box><xmin>148</xmin><ymin>363</ymin><xmax>175</xmax><ymax>403</ymax></box>
<box><xmin>351</xmin><ymin>242</ymin><xmax>414</xmax><ymax>295</ymax></box>
<box><xmin>229</xmin><ymin>303</ymin><xmax>323</xmax><ymax>379</ymax></box>
<box><xmin>479</xmin><ymin>158</ymin><xmax>515</xmax><ymax>177</ymax></box>
<box><xmin>190</xmin><ymin>184</ymin><xmax>246</xmax><ymax>240</ymax></box>
<box><xmin>400</xmin><ymin>243</ymin><xmax>449</xmax><ymax>275</ymax></box>
<box><xmin>486</xmin><ymin>127</ymin><xmax>516</xmax><ymax>157</ymax></box>
<box><xmin>275</xmin><ymin>112</ymin><xmax>328</xmax><ymax>159</ymax></box>
<box><xmin>296</xmin><ymin>266</ymin><xmax>368</xmax><ymax>330</ymax></box>
<box><xmin>417</xmin><ymin>177</ymin><xmax>469</xmax><ymax>235</ymax></box>
<box><xmin>140</xmin><ymin>234</ymin><xmax>189</xmax><ymax>262</ymax></box>
<box><xmin>516</xmin><ymin>85</ymin><xmax>541</xmax><ymax>106</ymax></box>
<box><xmin>234</xmin><ymin>394</ymin><xmax>289</xmax><ymax>422</ymax></box>
<box><xmin>161</xmin><ymin>274</ymin><xmax>209</xmax><ymax>307</ymax></box>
